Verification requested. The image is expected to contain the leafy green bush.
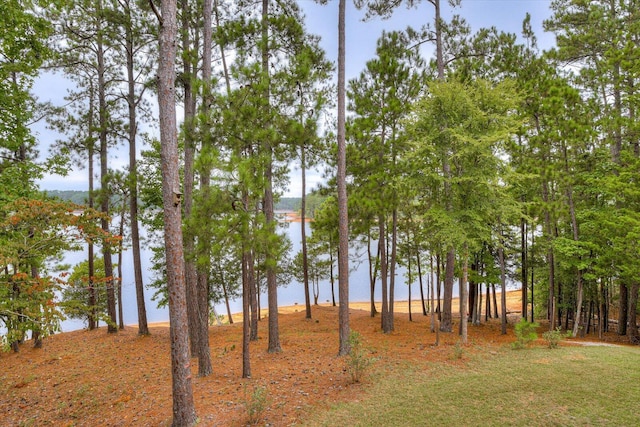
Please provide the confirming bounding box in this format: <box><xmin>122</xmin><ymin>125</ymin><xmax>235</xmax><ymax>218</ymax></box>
<box><xmin>345</xmin><ymin>331</ymin><xmax>374</xmax><ymax>383</ymax></box>
<box><xmin>511</xmin><ymin>318</ymin><xmax>539</xmax><ymax>349</ymax></box>
<box><xmin>542</xmin><ymin>327</ymin><xmax>570</xmax><ymax>349</ymax></box>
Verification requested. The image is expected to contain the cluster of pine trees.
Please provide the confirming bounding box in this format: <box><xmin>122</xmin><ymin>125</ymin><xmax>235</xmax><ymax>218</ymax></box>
<box><xmin>2</xmin><ymin>0</ymin><xmax>639</xmax><ymax>424</ymax></box>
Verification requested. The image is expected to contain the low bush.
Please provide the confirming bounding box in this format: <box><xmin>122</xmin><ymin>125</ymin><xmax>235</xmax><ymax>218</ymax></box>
<box><xmin>512</xmin><ymin>318</ymin><xmax>539</xmax><ymax>349</ymax></box>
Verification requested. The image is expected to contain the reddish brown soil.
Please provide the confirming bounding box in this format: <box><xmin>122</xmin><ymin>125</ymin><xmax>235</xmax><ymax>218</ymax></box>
<box><xmin>0</xmin><ymin>291</ymin><xmax>632</xmax><ymax>426</ymax></box>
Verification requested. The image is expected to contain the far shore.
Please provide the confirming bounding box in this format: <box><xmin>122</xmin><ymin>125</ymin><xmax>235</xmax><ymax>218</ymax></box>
<box><xmin>141</xmin><ymin>289</ymin><xmax>522</xmax><ymax>328</ymax></box>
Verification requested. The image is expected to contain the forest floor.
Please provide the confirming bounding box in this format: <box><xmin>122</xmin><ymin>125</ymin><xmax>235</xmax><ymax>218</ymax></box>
<box><xmin>1</xmin><ymin>291</ymin><xmax>634</xmax><ymax>427</ymax></box>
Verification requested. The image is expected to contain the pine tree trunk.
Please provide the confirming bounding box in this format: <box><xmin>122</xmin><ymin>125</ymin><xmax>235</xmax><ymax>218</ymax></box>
<box><xmin>180</xmin><ymin>0</ymin><xmax>200</xmax><ymax>357</ymax></box>
<box><xmin>368</xmin><ymin>232</ymin><xmax>379</xmax><ymax>317</ymax></box>
<box><xmin>124</xmin><ymin>0</ymin><xmax>148</xmax><ymax>335</ymax></box>
<box><xmin>389</xmin><ymin>209</ymin><xmax>398</xmax><ymax>331</ymax></box>
<box><xmin>380</xmin><ymin>215</ymin><xmax>390</xmax><ymax>332</ymax></box>
<box><xmin>242</xmin><ymin>249</ymin><xmax>251</xmax><ymax>378</ymax></box>
<box><xmin>627</xmin><ymin>283</ymin><xmax>639</xmax><ymax>342</ymax></box>
<box><xmin>301</xmin><ymin>143</ymin><xmax>311</xmax><ymax>319</ymax></box>
<box><xmin>157</xmin><ymin>0</ymin><xmax>197</xmax><ymax>420</ymax></box>
<box><xmin>618</xmin><ymin>283</ymin><xmax>628</xmax><ymax>335</ymax></box>
<box><xmin>336</xmin><ymin>0</ymin><xmax>350</xmax><ymax>356</ymax></box>
<box><xmin>499</xmin><ymin>229</ymin><xmax>508</xmax><ymax>335</ymax></box>
<box><xmin>418</xmin><ymin>250</ymin><xmax>427</xmax><ymax>316</ymax></box>
<box><xmin>521</xmin><ymin>216</ymin><xmax>527</xmax><ymax>319</ymax></box>
<box><xmin>461</xmin><ymin>245</ymin><xmax>469</xmax><ymax>344</ymax></box>
<box><xmin>441</xmin><ymin>248</ymin><xmax>455</xmax><ymax>332</ymax></box>
<box><xmin>117</xmin><ymin>207</ymin><xmax>125</xmax><ymax>330</ymax></box>
<box><xmin>87</xmin><ymin>92</ymin><xmax>96</xmax><ymax>331</ymax></box>
<box><xmin>96</xmin><ymin>2</ymin><xmax>117</xmax><ymax>333</ymax></box>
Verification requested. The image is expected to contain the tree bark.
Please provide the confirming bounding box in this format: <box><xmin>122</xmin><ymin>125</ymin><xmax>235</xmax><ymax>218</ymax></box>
<box><xmin>301</xmin><ymin>139</ymin><xmax>311</xmax><ymax>319</ymax></box>
<box><xmin>499</xmin><ymin>227</ymin><xmax>508</xmax><ymax>335</ymax></box>
<box><xmin>440</xmin><ymin>248</ymin><xmax>455</xmax><ymax>332</ymax></box>
<box><xmin>389</xmin><ymin>208</ymin><xmax>398</xmax><ymax>331</ymax></box>
<box><xmin>460</xmin><ymin>245</ymin><xmax>469</xmax><ymax>344</ymax></box>
<box><xmin>618</xmin><ymin>283</ymin><xmax>629</xmax><ymax>335</ymax></box>
<box><xmin>87</xmin><ymin>84</ymin><xmax>97</xmax><ymax>331</ymax></box>
<box><xmin>628</xmin><ymin>284</ymin><xmax>639</xmax><ymax>343</ymax></box>
<box><xmin>157</xmin><ymin>0</ymin><xmax>197</xmax><ymax>422</ymax></box>
<box><xmin>124</xmin><ymin>0</ymin><xmax>149</xmax><ymax>335</ymax></box>
<box><xmin>261</xmin><ymin>0</ymin><xmax>281</xmax><ymax>354</ymax></box>
<box><xmin>242</xmin><ymin>249</ymin><xmax>251</xmax><ymax>378</ymax></box>
<box><xmin>337</xmin><ymin>0</ymin><xmax>350</xmax><ymax>356</ymax></box>
<box><xmin>193</xmin><ymin>0</ymin><xmax>214</xmax><ymax>378</ymax></box>
<box><xmin>380</xmin><ymin>215</ymin><xmax>391</xmax><ymax>333</ymax></box>
<box><xmin>521</xmin><ymin>216</ymin><xmax>527</xmax><ymax>320</ymax></box>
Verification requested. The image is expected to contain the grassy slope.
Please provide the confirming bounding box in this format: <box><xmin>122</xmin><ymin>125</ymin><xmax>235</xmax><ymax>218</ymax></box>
<box><xmin>304</xmin><ymin>345</ymin><xmax>640</xmax><ymax>426</ymax></box>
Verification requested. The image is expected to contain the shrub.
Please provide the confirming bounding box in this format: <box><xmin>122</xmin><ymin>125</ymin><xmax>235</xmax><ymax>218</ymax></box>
<box><xmin>542</xmin><ymin>327</ymin><xmax>570</xmax><ymax>349</ymax></box>
<box><xmin>452</xmin><ymin>341</ymin><xmax>464</xmax><ymax>360</ymax></box>
<box><xmin>243</xmin><ymin>384</ymin><xmax>268</xmax><ymax>425</ymax></box>
<box><xmin>511</xmin><ymin>318</ymin><xmax>539</xmax><ymax>349</ymax></box>
<box><xmin>345</xmin><ymin>331</ymin><xmax>374</xmax><ymax>383</ymax></box>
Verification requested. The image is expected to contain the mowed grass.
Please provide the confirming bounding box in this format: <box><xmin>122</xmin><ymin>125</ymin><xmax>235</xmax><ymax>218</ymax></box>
<box><xmin>303</xmin><ymin>344</ymin><xmax>640</xmax><ymax>426</ymax></box>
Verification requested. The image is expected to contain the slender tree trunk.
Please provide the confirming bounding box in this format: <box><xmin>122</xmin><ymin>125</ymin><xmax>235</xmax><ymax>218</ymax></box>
<box><xmin>380</xmin><ymin>216</ymin><xmax>391</xmax><ymax>333</ymax></box>
<box><xmin>441</xmin><ymin>248</ymin><xmax>455</xmax><ymax>332</ymax></box>
<box><xmin>477</xmin><ymin>277</ymin><xmax>483</xmax><ymax>324</ymax></box>
<box><xmin>598</xmin><ymin>279</ymin><xmax>605</xmax><ymax>340</ymax></box>
<box><xmin>521</xmin><ymin>216</ymin><xmax>527</xmax><ymax>319</ymax></box>
<box><xmin>485</xmin><ymin>283</ymin><xmax>490</xmax><ymax>321</ymax></box>
<box><xmin>408</xmin><ymin>251</ymin><xmax>412</xmax><ymax>322</ymax></box>
<box><xmin>418</xmin><ymin>250</ymin><xmax>427</xmax><ymax>316</ymax></box>
<box><xmin>618</xmin><ymin>283</ymin><xmax>628</xmax><ymax>335</ymax></box>
<box><xmin>330</xmin><ymin>245</ymin><xmax>336</xmax><ymax>306</ymax></box>
<box><xmin>242</xmin><ymin>247</ymin><xmax>251</xmax><ymax>378</ymax></box>
<box><xmin>336</xmin><ymin>0</ymin><xmax>350</xmax><ymax>356</ymax></box>
<box><xmin>260</xmin><ymin>0</ymin><xmax>281</xmax><ymax>354</ymax></box>
<box><xmin>117</xmin><ymin>204</ymin><xmax>125</xmax><ymax>330</ymax></box>
<box><xmin>530</xmin><ymin>224</ymin><xmax>535</xmax><ymax>322</ymax></box>
<box><xmin>542</xmin><ymin>179</ymin><xmax>556</xmax><ymax>330</ymax></box>
<box><xmin>193</xmin><ymin>0</ymin><xmax>215</xmax><ymax>378</ymax></box>
<box><xmin>157</xmin><ymin>0</ymin><xmax>197</xmax><ymax>421</ymax></box>
<box><xmin>436</xmin><ymin>254</ymin><xmax>442</xmax><ymax>320</ymax></box>
<box><xmin>499</xmin><ymin>226</ymin><xmax>508</xmax><ymax>335</ymax></box>
<box><xmin>221</xmin><ymin>280</ymin><xmax>233</xmax><ymax>324</ymax></box>
<box><xmin>122</xmin><ymin>0</ymin><xmax>149</xmax><ymax>336</ymax></box>
<box><xmin>368</xmin><ymin>232</ymin><xmax>379</xmax><ymax>317</ymax></box>
<box><xmin>430</xmin><ymin>255</ymin><xmax>436</xmax><ymax>334</ymax></box>
<box><xmin>180</xmin><ymin>0</ymin><xmax>200</xmax><ymax>357</ymax></box>
<box><xmin>461</xmin><ymin>245</ymin><xmax>469</xmax><ymax>344</ymax></box>
<box><xmin>628</xmin><ymin>284</ymin><xmax>639</xmax><ymax>343</ymax></box>
<box><xmin>301</xmin><ymin>142</ymin><xmax>311</xmax><ymax>319</ymax></box>
<box><xmin>249</xmin><ymin>251</ymin><xmax>258</xmax><ymax>341</ymax></box>
<box><xmin>96</xmin><ymin>2</ymin><xmax>117</xmax><ymax>333</ymax></box>
<box><xmin>562</xmin><ymin>141</ymin><xmax>584</xmax><ymax>338</ymax></box>
<box><xmin>389</xmin><ymin>208</ymin><xmax>398</xmax><ymax>331</ymax></box>
<box><xmin>87</xmin><ymin>85</ymin><xmax>97</xmax><ymax>331</ymax></box>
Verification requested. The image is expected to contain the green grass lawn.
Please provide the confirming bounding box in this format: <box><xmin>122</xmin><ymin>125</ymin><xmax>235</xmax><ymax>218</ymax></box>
<box><xmin>303</xmin><ymin>344</ymin><xmax>640</xmax><ymax>426</ymax></box>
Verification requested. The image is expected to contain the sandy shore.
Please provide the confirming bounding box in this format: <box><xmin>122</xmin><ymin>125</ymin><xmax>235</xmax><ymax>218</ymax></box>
<box><xmin>144</xmin><ymin>290</ymin><xmax>522</xmax><ymax>328</ymax></box>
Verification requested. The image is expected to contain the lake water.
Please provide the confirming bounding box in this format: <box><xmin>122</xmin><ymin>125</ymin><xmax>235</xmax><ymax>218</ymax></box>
<box><xmin>58</xmin><ymin>218</ymin><xmax>433</xmax><ymax>332</ymax></box>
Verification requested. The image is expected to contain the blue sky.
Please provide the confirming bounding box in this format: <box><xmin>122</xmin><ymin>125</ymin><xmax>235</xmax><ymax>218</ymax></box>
<box><xmin>34</xmin><ymin>0</ymin><xmax>555</xmax><ymax>196</ymax></box>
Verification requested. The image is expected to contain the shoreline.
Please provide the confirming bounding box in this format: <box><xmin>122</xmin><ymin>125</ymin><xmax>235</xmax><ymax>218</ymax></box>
<box><xmin>142</xmin><ymin>289</ymin><xmax>522</xmax><ymax>328</ymax></box>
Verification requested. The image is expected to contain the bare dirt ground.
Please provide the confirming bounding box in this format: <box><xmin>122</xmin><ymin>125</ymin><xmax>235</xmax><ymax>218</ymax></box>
<box><xmin>0</xmin><ymin>291</ymin><xmax>632</xmax><ymax>426</ymax></box>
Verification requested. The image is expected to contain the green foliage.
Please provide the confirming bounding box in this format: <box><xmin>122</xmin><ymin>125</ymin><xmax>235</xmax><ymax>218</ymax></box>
<box><xmin>542</xmin><ymin>327</ymin><xmax>570</xmax><ymax>349</ymax></box>
<box><xmin>243</xmin><ymin>384</ymin><xmax>269</xmax><ymax>425</ymax></box>
<box><xmin>345</xmin><ymin>331</ymin><xmax>374</xmax><ymax>384</ymax></box>
<box><xmin>59</xmin><ymin>258</ymin><xmax>110</xmax><ymax>326</ymax></box>
<box><xmin>0</xmin><ymin>197</ymin><xmax>116</xmax><ymax>350</ymax></box>
<box><xmin>511</xmin><ymin>318</ymin><xmax>539</xmax><ymax>350</ymax></box>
